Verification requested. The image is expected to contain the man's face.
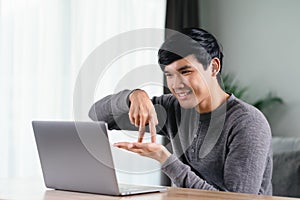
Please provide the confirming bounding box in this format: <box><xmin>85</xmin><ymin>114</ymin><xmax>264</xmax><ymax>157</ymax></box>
<box><xmin>164</xmin><ymin>55</ymin><xmax>213</xmax><ymax>112</ymax></box>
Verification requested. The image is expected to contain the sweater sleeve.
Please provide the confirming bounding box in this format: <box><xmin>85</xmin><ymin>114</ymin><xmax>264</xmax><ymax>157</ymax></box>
<box><xmin>161</xmin><ymin>155</ymin><xmax>218</xmax><ymax>190</ymax></box>
<box><xmin>88</xmin><ymin>90</ymin><xmax>136</xmax><ymax>130</ymax></box>
<box><xmin>162</xmin><ymin>110</ymin><xmax>272</xmax><ymax>194</ymax></box>
<box><xmin>223</xmin><ymin>112</ymin><xmax>272</xmax><ymax>194</ymax></box>
<box><xmin>88</xmin><ymin>89</ymin><xmax>170</xmax><ymax>134</ymax></box>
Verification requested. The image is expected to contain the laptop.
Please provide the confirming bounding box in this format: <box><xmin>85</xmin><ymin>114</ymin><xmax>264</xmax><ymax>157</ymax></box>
<box><xmin>32</xmin><ymin>120</ymin><xmax>167</xmax><ymax>196</ymax></box>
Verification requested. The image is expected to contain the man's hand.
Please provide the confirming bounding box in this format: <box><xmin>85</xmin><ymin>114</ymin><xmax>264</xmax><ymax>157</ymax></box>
<box><xmin>113</xmin><ymin>142</ymin><xmax>171</xmax><ymax>164</ymax></box>
<box><xmin>129</xmin><ymin>90</ymin><xmax>158</xmax><ymax>143</ymax></box>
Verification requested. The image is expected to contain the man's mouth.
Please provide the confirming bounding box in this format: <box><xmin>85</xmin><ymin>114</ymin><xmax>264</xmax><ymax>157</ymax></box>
<box><xmin>175</xmin><ymin>90</ymin><xmax>192</xmax><ymax>99</ymax></box>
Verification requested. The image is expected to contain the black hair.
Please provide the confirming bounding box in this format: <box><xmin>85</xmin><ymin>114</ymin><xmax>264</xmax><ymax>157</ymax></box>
<box><xmin>158</xmin><ymin>28</ymin><xmax>224</xmax><ymax>73</ymax></box>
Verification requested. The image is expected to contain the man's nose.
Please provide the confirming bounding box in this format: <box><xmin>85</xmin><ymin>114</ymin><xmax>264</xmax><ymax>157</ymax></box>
<box><xmin>172</xmin><ymin>76</ymin><xmax>184</xmax><ymax>89</ymax></box>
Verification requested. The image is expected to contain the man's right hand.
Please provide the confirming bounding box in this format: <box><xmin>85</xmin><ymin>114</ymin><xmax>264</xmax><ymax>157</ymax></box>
<box><xmin>128</xmin><ymin>89</ymin><xmax>158</xmax><ymax>143</ymax></box>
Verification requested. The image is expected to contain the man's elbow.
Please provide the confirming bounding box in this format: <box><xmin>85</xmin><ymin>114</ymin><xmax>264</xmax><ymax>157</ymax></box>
<box><xmin>88</xmin><ymin>105</ymin><xmax>98</xmax><ymax>121</ymax></box>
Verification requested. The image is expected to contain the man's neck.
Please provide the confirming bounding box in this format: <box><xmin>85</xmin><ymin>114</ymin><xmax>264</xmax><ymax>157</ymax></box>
<box><xmin>196</xmin><ymin>86</ymin><xmax>230</xmax><ymax>114</ymax></box>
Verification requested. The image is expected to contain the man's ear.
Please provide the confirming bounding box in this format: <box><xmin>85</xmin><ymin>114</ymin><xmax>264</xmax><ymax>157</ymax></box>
<box><xmin>211</xmin><ymin>58</ymin><xmax>221</xmax><ymax>77</ymax></box>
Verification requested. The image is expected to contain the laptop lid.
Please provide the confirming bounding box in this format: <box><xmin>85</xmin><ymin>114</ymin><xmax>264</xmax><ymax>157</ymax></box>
<box><xmin>32</xmin><ymin>121</ymin><xmax>166</xmax><ymax>196</ymax></box>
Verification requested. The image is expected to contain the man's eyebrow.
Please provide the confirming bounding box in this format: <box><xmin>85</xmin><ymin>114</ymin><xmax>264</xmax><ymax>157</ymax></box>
<box><xmin>164</xmin><ymin>65</ymin><xmax>192</xmax><ymax>73</ymax></box>
<box><xmin>178</xmin><ymin>65</ymin><xmax>192</xmax><ymax>71</ymax></box>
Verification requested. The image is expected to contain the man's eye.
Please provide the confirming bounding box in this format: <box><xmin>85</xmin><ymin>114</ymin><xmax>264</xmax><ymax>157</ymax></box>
<box><xmin>165</xmin><ymin>73</ymin><xmax>172</xmax><ymax>77</ymax></box>
<box><xmin>182</xmin><ymin>70</ymin><xmax>191</xmax><ymax>75</ymax></box>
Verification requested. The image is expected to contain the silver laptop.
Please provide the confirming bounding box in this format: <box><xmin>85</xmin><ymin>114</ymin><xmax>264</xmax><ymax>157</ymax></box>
<box><xmin>32</xmin><ymin>120</ymin><xmax>167</xmax><ymax>196</ymax></box>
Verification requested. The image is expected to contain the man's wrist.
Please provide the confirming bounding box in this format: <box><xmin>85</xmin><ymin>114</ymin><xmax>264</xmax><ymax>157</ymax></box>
<box><xmin>127</xmin><ymin>89</ymin><xmax>141</xmax><ymax>107</ymax></box>
<box><xmin>129</xmin><ymin>89</ymin><xmax>144</xmax><ymax>99</ymax></box>
<box><xmin>128</xmin><ymin>89</ymin><xmax>143</xmax><ymax>103</ymax></box>
<box><xmin>158</xmin><ymin>147</ymin><xmax>171</xmax><ymax>164</ymax></box>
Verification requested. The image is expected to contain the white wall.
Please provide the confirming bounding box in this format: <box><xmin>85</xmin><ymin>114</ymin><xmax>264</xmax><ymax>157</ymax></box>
<box><xmin>200</xmin><ymin>0</ymin><xmax>300</xmax><ymax>137</ymax></box>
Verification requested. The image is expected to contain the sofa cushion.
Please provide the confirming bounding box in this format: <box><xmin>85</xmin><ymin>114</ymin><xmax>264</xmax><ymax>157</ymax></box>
<box><xmin>272</xmin><ymin>137</ymin><xmax>300</xmax><ymax>198</ymax></box>
<box><xmin>272</xmin><ymin>137</ymin><xmax>300</xmax><ymax>154</ymax></box>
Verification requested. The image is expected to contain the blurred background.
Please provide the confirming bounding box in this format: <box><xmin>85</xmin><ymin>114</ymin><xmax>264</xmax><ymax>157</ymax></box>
<box><xmin>0</xmin><ymin>0</ymin><xmax>166</xmax><ymax>182</ymax></box>
<box><xmin>1</xmin><ymin>0</ymin><xmax>300</xmax><ymax>192</ymax></box>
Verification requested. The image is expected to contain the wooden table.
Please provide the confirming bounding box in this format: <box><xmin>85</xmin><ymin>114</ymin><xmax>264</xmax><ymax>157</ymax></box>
<box><xmin>0</xmin><ymin>179</ymin><xmax>298</xmax><ymax>200</ymax></box>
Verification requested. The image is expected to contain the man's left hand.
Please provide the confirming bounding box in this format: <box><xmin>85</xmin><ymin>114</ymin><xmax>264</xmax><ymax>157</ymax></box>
<box><xmin>113</xmin><ymin>142</ymin><xmax>171</xmax><ymax>164</ymax></box>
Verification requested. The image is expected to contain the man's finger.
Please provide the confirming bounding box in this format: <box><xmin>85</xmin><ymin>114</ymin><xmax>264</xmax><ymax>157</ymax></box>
<box><xmin>149</xmin><ymin>119</ymin><xmax>157</xmax><ymax>143</ymax></box>
<box><xmin>134</xmin><ymin>114</ymin><xmax>140</xmax><ymax>127</ymax></box>
<box><xmin>138</xmin><ymin>116</ymin><xmax>146</xmax><ymax>142</ymax></box>
<box><xmin>132</xmin><ymin>142</ymin><xmax>144</xmax><ymax>148</ymax></box>
<box><xmin>138</xmin><ymin>122</ymin><xmax>146</xmax><ymax>143</ymax></box>
<box><xmin>114</xmin><ymin>142</ymin><xmax>144</xmax><ymax>154</ymax></box>
<box><xmin>128</xmin><ymin>110</ymin><xmax>135</xmax><ymax>125</ymax></box>
<box><xmin>113</xmin><ymin>142</ymin><xmax>134</xmax><ymax>150</ymax></box>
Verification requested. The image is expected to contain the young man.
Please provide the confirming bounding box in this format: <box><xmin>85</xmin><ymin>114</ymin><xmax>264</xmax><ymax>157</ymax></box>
<box><xmin>89</xmin><ymin>28</ymin><xmax>272</xmax><ymax>195</ymax></box>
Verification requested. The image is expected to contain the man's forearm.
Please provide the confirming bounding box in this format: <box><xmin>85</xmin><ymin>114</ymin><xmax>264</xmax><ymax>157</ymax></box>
<box><xmin>161</xmin><ymin>155</ymin><xmax>218</xmax><ymax>190</ymax></box>
<box><xmin>89</xmin><ymin>90</ymin><xmax>133</xmax><ymax>128</ymax></box>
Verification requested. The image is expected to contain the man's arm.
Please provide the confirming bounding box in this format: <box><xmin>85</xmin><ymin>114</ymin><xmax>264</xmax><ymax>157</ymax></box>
<box><xmin>113</xmin><ymin>141</ymin><xmax>218</xmax><ymax>191</ymax></box>
<box><xmin>161</xmin><ymin>155</ymin><xmax>219</xmax><ymax>190</ymax></box>
<box><xmin>89</xmin><ymin>90</ymin><xmax>135</xmax><ymax>130</ymax></box>
<box><xmin>223</xmin><ymin>113</ymin><xmax>272</xmax><ymax>194</ymax></box>
<box><xmin>89</xmin><ymin>89</ymin><xmax>170</xmax><ymax>141</ymax></box>
<box><xmin>161</xmin><ymin>112</ymin><xmax>272</xmax><ymax>194</ymax></box>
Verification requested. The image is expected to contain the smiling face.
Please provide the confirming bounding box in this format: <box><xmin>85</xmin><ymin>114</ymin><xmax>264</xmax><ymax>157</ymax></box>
<box><xmin>164</xmin><ymin>55</ymin><xmax>215</xmax><ymax>112</ymax></box>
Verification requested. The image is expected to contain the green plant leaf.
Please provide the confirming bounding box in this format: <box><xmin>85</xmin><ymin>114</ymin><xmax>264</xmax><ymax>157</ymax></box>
<box><xmin>253</xmin><ymin>93</ymin><xmax>284</xmax><ymax>110</ymax></box>
<box><xmin>221</xmin><ymin>73</ymin><xmax>248</xmax><ymax>99</ymax></box>
<box><xmin>221</xmin><ymin>73</ymin><xmax>283</xmax><ymax>111</ymax></box>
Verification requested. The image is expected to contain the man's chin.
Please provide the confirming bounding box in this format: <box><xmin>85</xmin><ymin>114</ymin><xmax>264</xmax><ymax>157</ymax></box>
<box><xmin>178</xmin><ymin>101</ymin><xmax>196</xmax><ymax>110</ymax></box>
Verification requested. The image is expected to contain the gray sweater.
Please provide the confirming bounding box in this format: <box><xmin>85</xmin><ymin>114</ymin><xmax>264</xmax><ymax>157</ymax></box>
<box><xmin>89</xmin><ymin>90</ymin><xmax>273</xmax><ymax>195</ymax></box>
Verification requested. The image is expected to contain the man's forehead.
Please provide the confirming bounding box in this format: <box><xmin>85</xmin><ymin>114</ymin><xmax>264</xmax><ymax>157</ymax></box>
<box><xmin>164</xmin><ymin>55</ymin><xmax>202</xmax><ymax>71</ymax></box>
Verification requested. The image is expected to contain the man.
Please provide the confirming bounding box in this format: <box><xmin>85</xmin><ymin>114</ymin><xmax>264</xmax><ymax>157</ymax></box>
<box><xmin>89</xmin><ymin>28</ymin><xmax>272</xmax><ymax>195</ymax></box>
